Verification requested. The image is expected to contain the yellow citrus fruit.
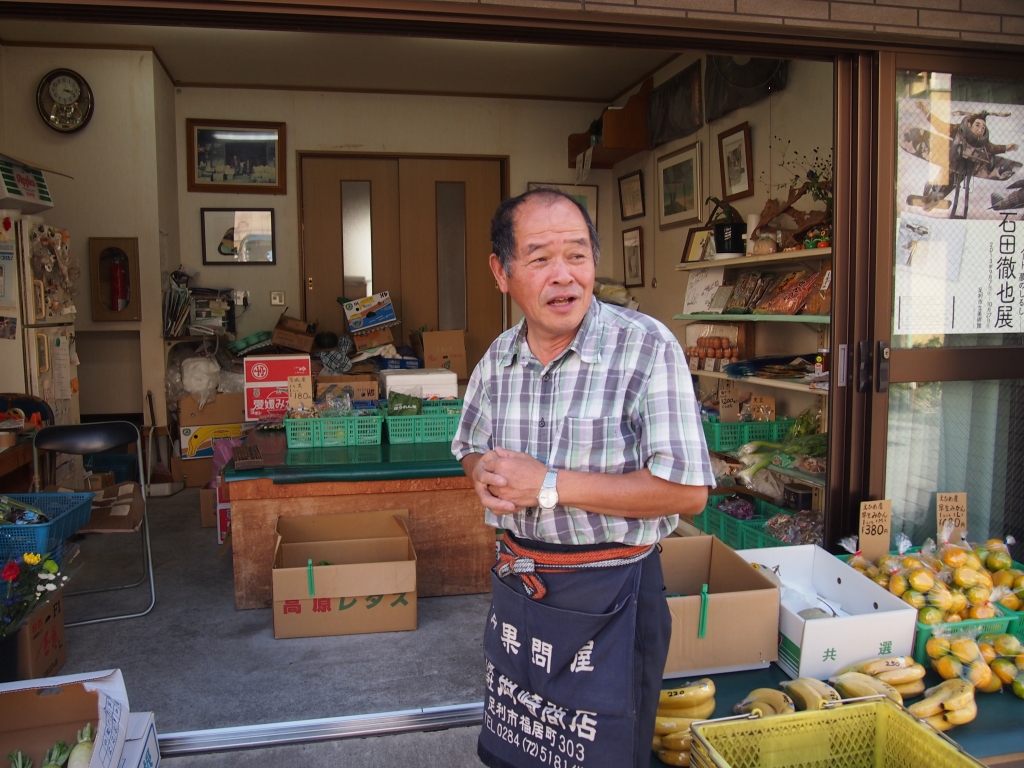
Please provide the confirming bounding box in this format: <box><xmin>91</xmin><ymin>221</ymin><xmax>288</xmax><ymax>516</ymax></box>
<box><xmin>968</xmin><ymin>604</ymin><xmax>997</xmax><ymax>619</ymax></box>
<box><xmin>950</xmin><ymin>638</ymin><xmax>981</xmax><ymax>664</ymax></box>
<box><xmin>1014</xmin><ymin>575</ymin><xmax>1024</xmax><ymax>591</ymax></box>
<box><xmin>1013</xmin><ymin>677</ymin><xmax>1024</xmax><ymax>700</ymax></box>
<box><xmin>966</xmin><ymin>585</ymin><xmax>992</xmax><ymax>606</ymax></box>
<box><xmin>872</xmin><ymin>574</ymin><xmax>890</xmax><ymax>589</ymax></box>
<box><xmin>866</xmin><ymin>565</ymin><xmax>880</xmax><ymax>579</ymax></box>
<box><xmin>926</xmin><ymin>586</ymin><xmax>953</xmax><ymax>612</ymax></box>
<box><xmin>919</xmin><ymin>606</ymin><xmax>945</xmax><ymax>625</ymax></box>
<box><xmin>878</xmin><ymin>555</ymin><xmax>900</xmax><ymax>573</ymax></box>
<box><xmin>993</xmin><ymin>634</ymin><xmax>1024</xmax><ymax>658</ymax></box>
<box><xmin>908</xmin><ymin>568</ymin><xmax>936</xmax><ymax>592</ymax></box>
<box><xmin>903</xmin><ymin>590</ymin><xmax>926</xmax><ymax>610</ymax></box>
<box><xmin>976</xmin><ymin>672</ymin><xmax>1004</xmax><ymax>693</ymax></box>
<box><xmin>986</xmin><ymin>538</ymin><xmax>1009</xmax><ymax>554</ymax></box>
<box><xmin>889</xmin><ymin>573</ymin><xmax>909</xmax><ymax>597</ymax></box>
<box><xmin>949</xmin><ymin>590</ymin><xmax>968</xmax><ymax>614</ymax></box>
<box><xmin>976</xmin><ymin>570</ymin><xmax>994</xmax><ymax>589</ymax></box>
<box><xmin>1016</xmin><ymin>652</ymin><xmax>1024</xmax><ymax>673</ymax></box>
<box><xmin>920</xmin><ymin>554</ymin><xmax>943</xmax><ymax>572</ymax></box>
<box><xmin>966</xmin><ymin>660</ymin><xmax>993</xmax><ymax>689</ymax></box>
<box><xmin>926</xmin><ymin>637</ymin><xmax>951</xmax><ymax>659</ymax></box>
<box><xmin>933</xmin><ymin>656</ymin><xmax>963</xmax><ymax>680</ymax></box>
<box><xmin>902</xmin><ymin>556</ymin><xmax>925</xmax><ymax>569</ymax></box>
<box><xmin>991</xmin><ymin>658</ymin><xmax>1019</xmax><ymax>685</ymax></box>
<box><xmin>941</xmin><ymin>548</ymin><xmax>968</xmax><ymax>568</ymax></box>
<box><xmin>944</xmin><ymin>613</ymin><xmax>964</xmax><ymax>623</ymax></box>
<box><xmin>979</xmin><ymin>643</ymin><xmax>997</xmax><ymax>664</ymax></box>
<box><xmin>999</xmin><ymin>592</ymin><xmax>1021</xmax><ymax>612</ymax></box>
<box><xmin>987</xmin><ymin>551</ymin><xmax>1013</xmax><ymax>572</ymax></box>
<box><xmin>992</xmin><ymin>570</ymin><xmax>1016</xmax><ymax>589</ymax></box>
<box><xmin>963</xmin><ymin>551</ymin><xmax>983</xmax><ymax>571</ymax></box>
<box><xmin>953</xmin><ymin>566</ymin><xmax>980</xmax><ymax>588</ymax></box>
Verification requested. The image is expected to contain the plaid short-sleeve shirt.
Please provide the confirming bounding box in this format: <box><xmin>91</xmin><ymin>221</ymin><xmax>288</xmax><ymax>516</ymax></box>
<box><xmin>451</xmin><ymin>299</ymin><xmax>714</xmax><ymax>545</ymax></box>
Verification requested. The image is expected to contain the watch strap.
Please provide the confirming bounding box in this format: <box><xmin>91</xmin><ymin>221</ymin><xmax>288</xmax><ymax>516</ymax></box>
<box><xmin>542</xmin><ymin>468</ymin><xmax>558</xmax><ymax>491</ymax></box>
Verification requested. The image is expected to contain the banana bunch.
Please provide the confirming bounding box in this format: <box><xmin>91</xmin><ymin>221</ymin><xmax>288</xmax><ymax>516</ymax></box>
<box><xmin>778</xmin><ymin>677</ymin><xmax>842</xmax><ymax>711</ymax></box>
<box><xmin>907</xmin><ymin>678</ymin><xmax>977</xmax><ymax>731</ymax></box>
<box><xmin>926</xmin><ymin>633</ymin><xmax>1024</xmax><ymax>697</ymax></box>
<box><xmin>653</xmin><ymin>678</ymin><xmax>716</xmax><ymax>766</ymax></box>
<box><xmin>831</xmin><ymin>654</ymin><xmax>928</xmax><ymax>701</ymax></box>
<box><xmin>732</xmin><ymin>688</ymin><xmax>795</xmax><ymax>717</ymax></box>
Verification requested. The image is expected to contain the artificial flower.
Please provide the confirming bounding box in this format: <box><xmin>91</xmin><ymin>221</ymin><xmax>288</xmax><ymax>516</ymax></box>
<box><xmin>42</xmin><ymin>559</ymin><xmax>58</xmax><ymax>574</ymax></box>
<box><xmin>1</xmin><ymin>561</ymin><xmax>18</xmax><ymax>581</ymax></box>
<box><xmin>22</xmin><ymin>553</ymin><xmax>41</xmax><ymax>566</ymax></box>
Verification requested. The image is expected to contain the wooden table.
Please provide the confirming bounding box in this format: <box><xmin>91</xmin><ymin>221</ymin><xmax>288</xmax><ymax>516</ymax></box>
<box><xmin>224</xmin><ymin>433</ymin><xmax>492</xmax><ymax>610</ymax></box>
<box><xmin>0</xmin><ymin>439</ymin><xmax>33</xmax><ymax>493</ymax></box>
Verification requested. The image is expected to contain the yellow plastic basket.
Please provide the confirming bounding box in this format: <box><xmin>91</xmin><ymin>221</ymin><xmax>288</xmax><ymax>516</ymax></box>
<box><xmin>690</xmin><ymin>699</ymin><xmax>986</xmax><ymax>768</ymax></box>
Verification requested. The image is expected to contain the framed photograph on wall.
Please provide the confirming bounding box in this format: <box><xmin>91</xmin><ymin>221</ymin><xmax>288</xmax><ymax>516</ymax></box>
<box><xmin>681</xmin><ymin>226</ymin><xmax>715</xmax><ymax>264</ymax></box>
<box><xmin>527</xmin><ymin>182</ymin><xmax>598</xmax><ymax>229</ymax></box>
<box><xmin>201</xmin><ymin>209</ymin><xmax>276</xmax><ymax>265</ymax></box>
<box><xmin>657</xmin><ymin>142</ymin><xmax>701</xmax><ymax>229</ymax></box>
<box><xmin>622</xmin><ymin>227</ymin><xmax>644</xmax><ymax>288</ymax></box>
<box><xmin>187</xmin><ymin>119</ymin><xmax>286</xmax><ymax>195</ymax></box>
<box><xmin>618</xmin><ymin>170</ymin><xmax>645</xmax><ymax>220</ymax></box>
<box><xmin>717</xmin><ymin>122</ymin><xmax>754</xmax><ymax>202</ymax></box>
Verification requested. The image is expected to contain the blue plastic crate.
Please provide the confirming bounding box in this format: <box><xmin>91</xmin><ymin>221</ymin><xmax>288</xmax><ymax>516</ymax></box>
<box><xmin>1</xmin><ymin>493</ymin><xmax>94</xmax><ymax>561</ymax></box>
<box><xmin>84</xmin><ymin>453</ymin><xmax>138</xmax><ymax>483</ymax></box>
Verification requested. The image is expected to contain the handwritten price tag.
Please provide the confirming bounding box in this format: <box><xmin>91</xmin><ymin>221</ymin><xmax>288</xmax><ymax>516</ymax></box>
<box><xmin>287</xmin><ymin>375</ymin><xmax>314</xmax><ymax>410</ymax></box>
<box><xmin>859</xmin><ymin>499</ymin><xmax>892</xmax><ymax>563</ymax></box>
<box><xmin>703</xmin><ymin>358</ymin><xmax>716</xmax><ymax>372</ymax></box>
<box><xmin>750</xmin><ymin>395</ymin><xmax>776</xmax><ymax>422</ymax></box>
<box><xmin>719</xmin><ymin>380</ymin><xmax>740</xmax><ymax>423</ymax></box>
<box><xmin>936</xmin><ymin>492</ymin><xmax>967</xmax><ymax>543</ymax></box>
<box><xmin>689</xmin><ymin>356</ymin><xmax>699</xmax><ymax>372</ymax></box>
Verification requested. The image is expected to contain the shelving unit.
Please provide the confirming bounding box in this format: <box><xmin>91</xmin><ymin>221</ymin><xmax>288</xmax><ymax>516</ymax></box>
<box><xmin>675</xmin><ymin>247</ymin><xmax>832</xmax><ymax>272</ymax></box>
<box><xmin>566</xmin><ymin>78</ymin><xmax>651</xmax><ymax>169</ymax></box>
<box><xmin>693</xmin><ymin>369</ymin><xmax>828</xmax><ymax>396</ymax></box>
<box><xmin>768</xmin><ymin>463</ymin><xmax>826</xmax><ymax>488</ymax></box>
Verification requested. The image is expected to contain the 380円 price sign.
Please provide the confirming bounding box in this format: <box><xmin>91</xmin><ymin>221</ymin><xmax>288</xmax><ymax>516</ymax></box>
<box><xmin>936</xmin><ymin>492</ymin><xmax>967</xmax><ymax>543</ymax></box>
<box><xmin>858</xmin><ymin>499</ymin><xmax>892</xmax><ymax>563</ymax></box>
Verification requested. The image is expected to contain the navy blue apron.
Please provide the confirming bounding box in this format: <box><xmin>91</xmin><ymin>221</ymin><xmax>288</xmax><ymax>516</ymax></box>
<box><xmin>478</xmin><ymin>551</ymin><xmax>644</xmax><ymax>768</ymax></box>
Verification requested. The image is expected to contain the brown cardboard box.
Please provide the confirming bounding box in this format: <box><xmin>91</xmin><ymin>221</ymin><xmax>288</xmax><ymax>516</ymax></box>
<box><xmin>84</xmin><ymin>472</ymin><xmax>115</xmax><ymax>490</ymax></box>
<box><xmin>271</xmin><ymin>313</ymin><xmax>317</xmax><ymax>352</ymax></box>
<box><xmin>77</xmin><ymin>482</ymin><xmax>145</xmax><ymax>533</ymax></box>
<box><xmin>200</xmin><ymin>487</ymin><xmax>216</xmax><ymax>528</ymax></box>
<box><xmin>272</xmin><ymin>509</ymin><xmax>417</xmax><ymax>639</ymax></box>
<box><xmin>172</xmin><ymin>456</ymin><xmax>213</xmax><ymax>488</ymax></box>
<box><xmin>660</xmin><ymin>535</ymin><xmax>779</xmax><ymax>677</ymax></box>
<box><xmin>15</xmin><ymin>592</ymin><xmax>65</xmax><ymax>680</ymax></box>
<box><xmin>316</xmin><ymin>373</ymin><xmax>380</xmax><ymax>401</ymax></box>
<box><xmin>351</xmin><ymin>326</ymin><xmax>394</xmax><ymax>352</ymax></box>
<box><xmin>412</xmin><ymin>330</ymin><xmax>468</xmax><ymax>379</ymax></box>
<box><xmin>178</xmin><ymin>393</ymin><xmax>246</xmax><ymax>427</ymax></box>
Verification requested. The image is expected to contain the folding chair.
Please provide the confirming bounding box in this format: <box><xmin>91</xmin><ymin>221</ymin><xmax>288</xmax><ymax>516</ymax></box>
<box><xmin>32</xmin><ymin>421</ymin><xmax>155</xmax><ymax>627</ymax></box>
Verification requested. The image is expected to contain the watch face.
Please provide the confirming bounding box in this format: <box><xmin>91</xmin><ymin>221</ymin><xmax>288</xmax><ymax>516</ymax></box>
<box><xmin>538</xmin><ymin>488</ymin><xmax>558</xmax><ymax>509</ymax></box>
<box><xmin>37</xmin><ymin>69</ymin><xmax>93</xmax><ymax>133</ymax></box>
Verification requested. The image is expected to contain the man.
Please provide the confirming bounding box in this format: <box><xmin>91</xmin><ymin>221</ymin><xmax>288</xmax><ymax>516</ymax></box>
<box><xmin>452</xmin><ymin>188</ymin><xmax>713</xmax><ymax>768</ymax></box>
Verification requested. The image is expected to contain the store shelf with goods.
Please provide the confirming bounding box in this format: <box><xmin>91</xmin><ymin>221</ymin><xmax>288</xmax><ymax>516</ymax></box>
<box><xmin>675</xmin><ymin>247</ymin><xmax>832</xmax><ymax>272</ymax></box>
<box><xmin>693</xmin><ymin>368</ymin><xmax>829</xmax><ymax>396</ymax></box>
<box><xmin>768</xmin><ymin>462</ymin><xmax>826</xmax><ymax>488</ymax></box>
<box><xmin>674</xmin><ymin>313</ymin><xmax>831</xmax><ymax>324</ymax></box>
<box><xmin>566</xmin><ymin>78</ymin><xmax>651</xmax><ymax>169</ymax></box>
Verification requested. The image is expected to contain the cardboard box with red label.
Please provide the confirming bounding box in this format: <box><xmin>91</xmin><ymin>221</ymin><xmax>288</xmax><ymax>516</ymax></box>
<box><xmin>244</xmin><ymin>354</ymin><xmax>310</xmax><ymax>420</ymax></box>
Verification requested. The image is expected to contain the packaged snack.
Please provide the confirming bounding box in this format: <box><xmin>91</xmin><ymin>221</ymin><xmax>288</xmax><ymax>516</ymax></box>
<box><xmin>802</xmin><ymin>268</ymin><xmax>833</xmax><ymax>315</ymax></box>
<box><xmin>755</xmin><ymin>270</ymin><xmax>821</xmax><ymax>314</ymax></box>
<box><xmin>724</xmin><ymin>271</ymin><xmax>761</xmax><ymax>314</ymax></box>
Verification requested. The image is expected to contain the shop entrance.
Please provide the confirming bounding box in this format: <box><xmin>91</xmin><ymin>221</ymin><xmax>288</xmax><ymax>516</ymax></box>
<box><xmin>300</xmin><ymin>155</ymin><xmax>505</xmax><ymax>370</ymax></box>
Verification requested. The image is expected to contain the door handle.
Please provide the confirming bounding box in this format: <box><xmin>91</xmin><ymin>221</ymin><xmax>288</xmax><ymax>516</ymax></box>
<box><xmin>877</xmin><ymin>341</ymin><xmax>890</xmax><ymax>393</ymax></box>
<box><xmin>33</xmin><ymin>280</ymin><xmax>45</xmax><ymax>320</ymax></box>
<box><xmin>307</xmin><ymin>277</ymin><xmax>313</xmax><ymax>290</ymax></box>
<box><xmin>36</xmin><ymin>332</ymin><xmax>49</xmax><ymax>374</ymax></box>
<box><xmin>857</xmin><ymin>340</ymin><xmax>872</xmax><ymax>393</ymax></box>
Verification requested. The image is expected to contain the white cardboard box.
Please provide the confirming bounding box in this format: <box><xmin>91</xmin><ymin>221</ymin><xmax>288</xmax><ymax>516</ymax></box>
<box><xmin>118</xmin><ymin>712</ymin><xmax>159</xmax><ymax>768</ymax></box>
<box><xmin>0</xmin><ymin>669</ymin><xmax>130</xmax><ymax>768</ymax></box>
<box><xmin>736</xmin><ymin>545</ymin><xmax>917</xmax><ymax>680</ymax></box>
<box><xmin>379</xmin><ymin>369</ymin><xmax>458</xmax><ymax>399</ymax></box>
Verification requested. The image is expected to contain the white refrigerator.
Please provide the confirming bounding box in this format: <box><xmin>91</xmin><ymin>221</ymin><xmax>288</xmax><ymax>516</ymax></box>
<box><xmin>0</xmin><ymin>213</ymin><xmax>82</xmax><ymax>484</ymax></box>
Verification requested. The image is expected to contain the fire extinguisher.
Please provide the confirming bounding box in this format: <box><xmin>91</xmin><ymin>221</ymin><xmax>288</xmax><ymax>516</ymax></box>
<box><xmin>109</xmin><ymin>257</ymin><xmax>128</xmax><ymax>311</ymax></box>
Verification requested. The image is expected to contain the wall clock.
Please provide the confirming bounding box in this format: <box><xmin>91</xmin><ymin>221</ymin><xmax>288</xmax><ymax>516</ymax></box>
<box><xmin>36</xmin><ymin>69</ymin><xmax>94</xmax><ymax>133</ymax></box>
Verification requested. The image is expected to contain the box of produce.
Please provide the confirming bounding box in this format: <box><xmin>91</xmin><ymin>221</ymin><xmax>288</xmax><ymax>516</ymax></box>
<box><xmin>735</xmin><ymin>544</ymin><xmax>917</xmax><ymax>680</ymax></box>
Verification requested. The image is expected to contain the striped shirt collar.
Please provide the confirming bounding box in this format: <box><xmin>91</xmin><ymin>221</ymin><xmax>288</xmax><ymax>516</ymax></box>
<box><xmin>500</xmin><ymin>297</ymin><xmax>603</xmax><ymax>369</ymax></box>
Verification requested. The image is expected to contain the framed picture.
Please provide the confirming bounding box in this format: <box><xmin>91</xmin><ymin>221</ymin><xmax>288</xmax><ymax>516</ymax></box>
<box><xmin>618</xmin><ymin>170</ymin><xmax>645</xmax><ymax>221</ymax></box>
<box><xmin>527</xmin><ymin>182</ymin><xmax>598</xmax><ymax>229</ymax></box>
<box><xmin>657</xmin><ymin>142</ymin><xmax>701</xmax><ymax>229</ymax></box>
<box><xmin>201</xmin><ymin>209</ymin><xmax>276</xmax><ymax>265</ymax></box>
<box><xmin>718</xmin><ymin>122</ymin><xmax>754</xmax><ymax>202</ymax></box>
<box><xmin>187</xmin><ymin>119</ymin><xmax>286</xmax><ymax>195</ymax></box>
<box><xmin>622</xmin><ymin>227</ymin><xmax>644</xmax><ymax>288</ymax></box>
<box><xmin>681</xmin><ymin>226</ymin><xmax>716</xmax><ymax>264</ymax></box>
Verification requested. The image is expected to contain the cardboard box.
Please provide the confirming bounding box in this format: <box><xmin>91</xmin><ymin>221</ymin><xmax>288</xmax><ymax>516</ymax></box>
<box><xmin>660</xmin><ymin>535</ymin><xmax>779</xmax><ymax>678</ymax></box>
<box><xmin>272</xmin><ymin>509</ymin><xmax>417</xmax><ymax>639</ymax></box>
<box><xmin>271</xmin><ymin>313</ymin><xmax>317</xmax><ymax>352</ymax></box>
<box><xmin>736</xmin><ymin>545</ymin><xmax>918</xmax><ymax>680</ymax></box>
<box><xmin>119</xmin><ymin>712</ymin><xmax>159</xmax><ymax>768</ymax></box>
<box><xmin>179</xmin><ymin>423</ymin><xmax>252</xmax><ymax>460</ymax></box>
<box><xmin>244</xmin><ymin>354</ymin><xmax>311</xmax><ymax>420</ymax></box>
<box><xmin>77</xmin><ymin>483</ymin><xmax>145</xmax><ymax>533</ymax></box>
<box><xmin>200</xmin><ymin>487</ymin><xmax>216</xmax><ymax>528</ymax></box>
<box><xmin>14</xmin><ymin>592</ymin><xmax>65</xmax><ymax>680</ymax></box>
<box><xmin>0</xmin><ymin>669</ymin><xmax>130</xmax><ymax>768</ymax></box>
<box><xmin>415</xmin><ymin>330</ymin><xmax>468</xmax><ymax>379</ymax></box>
<box><xmin>84</xmin><ymin>473</ymin><xmax>115</xmax><ymax>490</ymax></box>
<box><xmin>351</xmin><ymin>325</ymin><xmax>394</xmax><ymax>353</ymax></box>
<box><xmin>178</xmin><ymin>393</ymin><xmax>246</xmax><ymax>427</ymax></box>
<box><xmin>316</xmin><ymin>373</ymin><xmax>379</xmax><ymax>401</ymax></box>
<box><xmin>172</xmin><ymin>456</ymin><xmax>213</xmax><ymax>488</ymax></box>
<box><xmin>341</xmin><ymin>291</ymin><xmax>398</xmax><ymax>334</ymax></box>
<box><xmin>379</xmin><ymin>369</ymin><xmax>458</xmax><ymax>399</ymax></box>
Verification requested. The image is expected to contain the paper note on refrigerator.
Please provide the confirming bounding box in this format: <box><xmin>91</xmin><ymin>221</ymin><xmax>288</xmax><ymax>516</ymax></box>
<box><xmin>52</xmin><ymin>335</ymin><xmax>72</xmax><ymax>400</ymax></box>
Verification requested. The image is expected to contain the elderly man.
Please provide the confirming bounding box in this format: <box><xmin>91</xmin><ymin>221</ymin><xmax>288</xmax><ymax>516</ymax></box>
<box><xmin>453</xmin><ymin>188</ymin><xmax>713</xmax><ymax>768</ymax></box>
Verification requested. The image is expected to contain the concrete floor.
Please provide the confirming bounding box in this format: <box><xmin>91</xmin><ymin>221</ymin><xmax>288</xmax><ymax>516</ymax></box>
<box><xmin>60</xmin><ymin>489</ymin><xmax>490</xmax><ymax>764</ymax></box>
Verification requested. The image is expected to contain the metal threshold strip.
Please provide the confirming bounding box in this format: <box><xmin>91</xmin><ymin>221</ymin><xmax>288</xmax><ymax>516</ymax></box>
<box><xmin>158</xmin><ymin>702</ymin><xmax>484</xmax><ymax>756</ymax></box>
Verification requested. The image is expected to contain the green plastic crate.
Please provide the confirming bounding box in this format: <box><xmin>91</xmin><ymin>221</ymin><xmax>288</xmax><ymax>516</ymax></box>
<box><xmin>385</xmin><ymin>410</ymin><xmax>460</xmax><ymax>444</ymax></box>
<box><xmin>701</xmin><ymin>418</ymin><xmax>797</xmax><ymax>452</ymax></box>
<box><xmin>320</xmin><ymin>412</ymin><xmax>383</xmax><ymax>446</ymax></box>
<box><xmin>912</xmin><ymin>605</ymin><xmax>1015</xmax><ymax>665</ymax></box>
<box><xmin>284</xmin><ymin>418</ymin><xmax>321</xmax><ymax>449</ymax></box>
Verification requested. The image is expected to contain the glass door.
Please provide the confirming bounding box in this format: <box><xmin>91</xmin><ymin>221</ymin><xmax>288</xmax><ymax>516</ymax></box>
<box><xmin>869</xmin><ymin>54</ymin><xmax>1024</xmax><ymax>561</ymax></box>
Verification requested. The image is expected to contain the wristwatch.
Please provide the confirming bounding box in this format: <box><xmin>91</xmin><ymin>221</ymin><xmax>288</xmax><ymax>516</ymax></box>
<box><xmin>538</xmin><ymin>468</ymin><xmax>559</xmax><ymax>511</ymax></box>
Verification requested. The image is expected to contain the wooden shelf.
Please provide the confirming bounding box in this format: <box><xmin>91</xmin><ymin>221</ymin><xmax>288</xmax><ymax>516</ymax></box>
<box><xmin>674</xmin><ymin>313</ymin><xmax>831</xmax><ymax>324</ymax></box>
<box><xmin>769</xmin><ymin>463</ymin><xmax>826</xmax><ymax>488</ymax></box>
<box><xmin>692</xmin><ymin>369</ymin><xmax>829</xmax><ymax>396</ymax></box>
<box><xmin>568</xmin><ymin>78</ymin><xmax>651</xmax><ymax>169</ymax></box>
<box><xmin>675</xmin><ymin>248</ymin><xmax>832</xmax><ymax>272</ymax></box>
